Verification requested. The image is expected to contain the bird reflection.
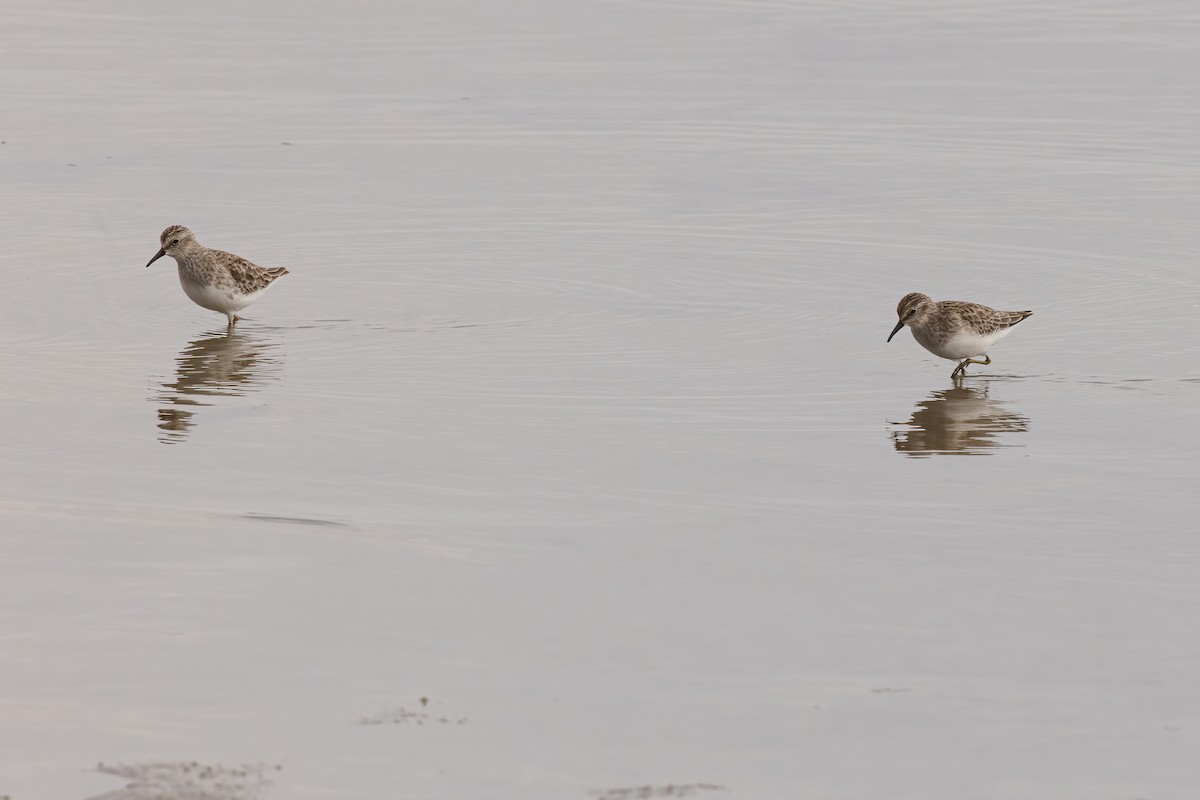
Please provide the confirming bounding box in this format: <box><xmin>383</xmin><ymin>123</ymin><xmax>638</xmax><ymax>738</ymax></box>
<box><xmin>155</xmin><ymin>328</ymin><xmax>281</xmax><ymax>444</ymax></box>
<box><xmin>890</xmin><ymin>382</ymin><xmax>1028</xmax><ymax>457</ymax></box>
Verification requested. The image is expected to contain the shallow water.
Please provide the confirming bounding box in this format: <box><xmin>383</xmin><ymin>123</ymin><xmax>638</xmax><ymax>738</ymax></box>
<box><xmin>2</xmin><ymin>1</ymin><xmax>1199</xmax><ymax>798</ymax></box>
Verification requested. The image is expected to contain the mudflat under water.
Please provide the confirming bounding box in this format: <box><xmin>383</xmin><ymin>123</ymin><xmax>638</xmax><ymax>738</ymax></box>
<box><xmin>2</xmin><ymin>1</ymin><xmax>1199</xmax><ymax>798</ymax></box>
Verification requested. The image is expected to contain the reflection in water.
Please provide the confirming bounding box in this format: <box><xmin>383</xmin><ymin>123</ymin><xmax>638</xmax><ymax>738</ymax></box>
<box><xmin>155</xmin><ymin>329</ymin><xmax>281</xmax><ymax>444</ymax></box>
<box><xmin>891</xmin><ymin>383</ymin><xmax>1029</xmax><ymax>457</ymax></box>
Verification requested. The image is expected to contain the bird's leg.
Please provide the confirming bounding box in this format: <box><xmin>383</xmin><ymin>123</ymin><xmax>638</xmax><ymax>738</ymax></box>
<box><xmin>226</xmin><ymin>312</ymin><xmax>237</xmax><ymax>327</ymax></box>
<box><xmin>951</xmin><ymin>355</ymin><xmax>990</xmax><ymax>379</ymax></box>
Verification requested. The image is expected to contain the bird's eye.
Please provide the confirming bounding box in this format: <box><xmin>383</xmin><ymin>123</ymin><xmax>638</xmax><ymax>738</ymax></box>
<box><xmin>906</xmin><ymin>309</ymin><xmax>916</xmax><ymax>316</ymax></box>
<box><xmin>171</xmin><ymin>238</ymin><xmax>179</xmax><ymax>245</ymax></box>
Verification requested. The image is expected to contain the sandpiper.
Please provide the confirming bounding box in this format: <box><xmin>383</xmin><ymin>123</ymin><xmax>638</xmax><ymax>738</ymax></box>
<box><xmin>887</xmin><ymin>293</ymin><xmax>1032</xmax><ymax>379</ymax></box>
<box><xmin>146</xmin><ymin>225</ymin><xmax>288</xmax><ymax>326</ymax></box>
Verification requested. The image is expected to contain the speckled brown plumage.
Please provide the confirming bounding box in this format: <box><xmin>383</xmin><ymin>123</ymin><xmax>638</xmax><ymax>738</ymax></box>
<box><xmin>888</xmin><ymin>292</ymin><xmax>1032</xmax><ymax>379</ymax></box>
<box><xmin>220</xmin><ymin>252</ymin><xmax>289</xmax><ymax>295</ymax></box>
<box><xmin>147</xmin><ymin>225</ymin><xmax>288</xmax><ymax>325</ymax></box>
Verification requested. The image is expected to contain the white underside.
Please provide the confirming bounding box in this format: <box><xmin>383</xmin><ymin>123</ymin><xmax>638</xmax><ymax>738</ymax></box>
<box><xmin>179</xmin><ymin>269</ymin><xmax>265</xmax><ymax>315</ymax></box>
<box><xmin>914</xmin><ymin>327</ymin><xmax>1010</xmax><ymax>361</ymax></box>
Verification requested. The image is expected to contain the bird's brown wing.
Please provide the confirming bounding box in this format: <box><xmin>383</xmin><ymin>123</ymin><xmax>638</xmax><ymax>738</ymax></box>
<box><xmin>213</xmin><ymin>250</ymin><xmax>288</xmax><ymax>291</ymax></box>
<box><xmin>996</xmin><ymin>310</ymin><xmax>1033</xmax><ymax>328</ymax></box>
<box><xmin>943</xmin><ymin>302</ymin><xmax>1033</xmax><ymax>335</ymax></box>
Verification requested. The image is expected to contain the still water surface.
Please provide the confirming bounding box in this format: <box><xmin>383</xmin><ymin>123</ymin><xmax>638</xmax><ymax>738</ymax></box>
<box><xmin>2</xmin><ymin>1</ymin><xmax>1199</xmax><ymax>798</ymax></box>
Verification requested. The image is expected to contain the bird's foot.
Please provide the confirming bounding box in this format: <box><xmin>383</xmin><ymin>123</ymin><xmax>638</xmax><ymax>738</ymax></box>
<box><xmin>951</xmin><ymin>355</ymin><xmax>991</xmax><ymax>379</ymax></box>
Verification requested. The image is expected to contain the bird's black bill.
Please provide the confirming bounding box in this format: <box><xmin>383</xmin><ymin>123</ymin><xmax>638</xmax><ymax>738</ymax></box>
<box><xmin>886</xmin><ymin>320</ymin><xmax>905</xmax><ymax>342</ymax></box>
<box><xmin>145</xmin><ymin>248</ymin><xmax>166</xmax><ymax>268</ymax></box>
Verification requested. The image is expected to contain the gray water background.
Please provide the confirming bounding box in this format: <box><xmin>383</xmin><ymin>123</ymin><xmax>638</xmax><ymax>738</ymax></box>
<box><xmin>2</xmin><ymin>1</ymin><xmax>1199</xmax><ymax>797</ymax></box>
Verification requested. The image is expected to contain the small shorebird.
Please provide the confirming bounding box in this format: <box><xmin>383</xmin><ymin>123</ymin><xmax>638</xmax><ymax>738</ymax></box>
<box><xmin>146</xmin><ymin>225</ymin><xmax>288</xmax><ymax>326</ymax></box>
<box><xmin>887</xmin><ymin>292</ymin><xmax>1032</xmax><ymax>379</ymax></box>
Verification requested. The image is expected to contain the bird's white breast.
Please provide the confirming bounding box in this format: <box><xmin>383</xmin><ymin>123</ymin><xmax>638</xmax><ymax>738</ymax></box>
<box><xmin>178</xmin><ymin>269</ymin><xmax>261</xmax><ymax>313</ymax></box>
<box><xmin>915</xmin><ymin>327</ymin><xmax>1010</xmax><ymax>360</ymax></box>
